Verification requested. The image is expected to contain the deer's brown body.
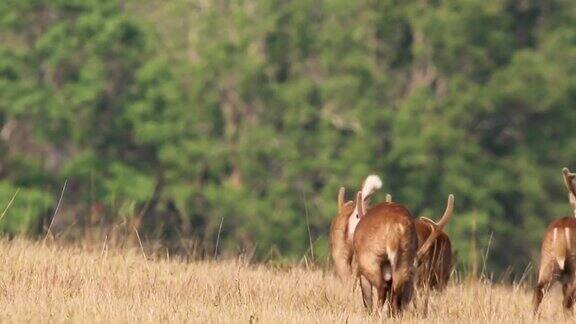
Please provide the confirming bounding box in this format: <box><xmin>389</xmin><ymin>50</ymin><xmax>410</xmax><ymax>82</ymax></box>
<box><xmin>330</xmin><ymin>176</ymin><xmax>382</xmax><ymax>281</ymax></box>
<box><xmin>414</xmin><ymin>220</ymin><xmax>452</xmax><ymax>290</ymax></box>
<box><xmin>533</xmin><ymin>217</ymin><xmax>576</xmax><ymax>313</ymax></box>
<box><xmin>533</xmin><ymin>168</ymin><xmax>576</xmax><ymax>314</ymax></box>
<box><xmin>383</xmin><ymin>194</ymin><xmax>454</xmax><ymax>290</ymax></box>
<box><xmin>329</xmin><ymin>191</ymin><xmax>354</xmax><ymax>280</ymax></box>
<box><xmin>353</xmin><ymin>200</ymin><xmax>417</xmax><ymax>314</ymax></box>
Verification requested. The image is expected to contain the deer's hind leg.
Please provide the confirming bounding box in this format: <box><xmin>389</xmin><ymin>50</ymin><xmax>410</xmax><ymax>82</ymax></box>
<box><xmin>562</xmin><ymin>263</ymin><xmax>576</xmax><ymax>312</ymax></box>
<box><xmin>390</xmin><ymin>251</ymin><xmax>415</xmax><ymax>316</ymax></box>
<box><xmin>358</xmin><ymin>253</ymin><xmax>385</xmax><ymax>313</ymax></box>
<box><xmin>534</xmin><ymin>259</ymin><xmax>558</xmax><ymax>314</ymax></box>
<box><xmin>359</xmin><ymin>275</ymin><xmax>373</xmax><ymax>311</ymax></box>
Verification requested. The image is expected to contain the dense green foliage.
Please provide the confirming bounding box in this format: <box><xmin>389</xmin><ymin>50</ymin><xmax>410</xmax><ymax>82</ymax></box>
<box><xmin>1</xmin><ymin>0</ymin><xmax>576</xmax><ymax>274</ymax></box>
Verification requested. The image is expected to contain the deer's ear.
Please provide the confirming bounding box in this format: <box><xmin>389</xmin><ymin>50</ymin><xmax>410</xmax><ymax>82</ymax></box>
<box><xmin>563</xmin><ymin>168</ymin><xmax>576</xmax><ymax>183</ymax></box>
<box><xmin>356</xmin><ymin>191</ymin><xmax>364</xmax><ymax>218</ymax></box>
<box><xmin>338</xmin><ymin>187</ymin><xmax>345</xmax><ymax>213</ymax></box>
<box><xmin>343</xmin><ymin>201</ymin><xmax>354</xmax><ymax>210</ymax></box>
<box><xmin>563</xmin><ymin>168</ymin><xmax>576</xmax><ymax>214</ymax></box>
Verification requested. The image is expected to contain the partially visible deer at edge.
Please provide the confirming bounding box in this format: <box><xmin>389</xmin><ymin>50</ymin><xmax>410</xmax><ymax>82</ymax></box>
<box><xmin>533</xmin><ymin>167</ymin><xmax>576</xmax><ymax>314</ymax></box>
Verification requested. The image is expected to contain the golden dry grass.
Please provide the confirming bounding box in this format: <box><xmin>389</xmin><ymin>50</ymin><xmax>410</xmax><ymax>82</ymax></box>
<box><xmin>0</xmin><ymin>239</ymin><xmax>572</xmax><ymax>323</ymax></box>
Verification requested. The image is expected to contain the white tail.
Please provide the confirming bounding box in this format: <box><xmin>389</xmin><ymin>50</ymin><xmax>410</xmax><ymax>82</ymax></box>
<box><xmin>361</xmin><ymin>175</ymin><xmax>382</xmax><ymax>201</ymax></box>
<box><xmin>347</xmin><ymin>175</ymin><xmax>383</xmax><ymax>242</ymax></box>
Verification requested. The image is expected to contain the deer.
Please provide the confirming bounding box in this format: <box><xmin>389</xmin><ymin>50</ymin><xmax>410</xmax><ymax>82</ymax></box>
<box><xmin>387</xmin><ymin>194</ymin><xmax>454</xmax><ymax>290</ymax></box>
<box><xmin>330</xmin><ymin>175</ymin><xmax>382</xmax><ymax>281</ymax></box>
<box><xmin>332</xmin><ymin>180</ymin><xmax>453</xmax><ymax>314</ymax></box>
<box><xmin>533</xmin><ymin>167</ymin><xmax>576</xmax><ymax>314</ymax></box>
<box><xmin>330</xmin><ymin>184</ymin><xmax>454</xmax><ymax>287</ymax></box>
<box><xmin>352</xmin><ymin>190</ymin><xmax>418</xmax><ymax>315</ymax></box>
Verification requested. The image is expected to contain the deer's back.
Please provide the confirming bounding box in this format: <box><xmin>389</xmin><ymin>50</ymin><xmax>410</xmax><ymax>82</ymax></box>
<box><xmin>353</xmin><ymin>202</ymin><xmax>416</xmax><ymax>256</ymax></box>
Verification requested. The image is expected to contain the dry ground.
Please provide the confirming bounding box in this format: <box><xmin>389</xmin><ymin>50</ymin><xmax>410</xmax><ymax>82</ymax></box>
<box><xmin>0</xmin><ymin>239</ymin><xmax>572</xmax><ymax>323</ymax></box>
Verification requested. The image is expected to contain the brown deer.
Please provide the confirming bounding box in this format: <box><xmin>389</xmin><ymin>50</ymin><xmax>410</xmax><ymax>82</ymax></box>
<box><xmin>375</xmin><ymin>193</ymin><xmax>454</xmax><ymax>290</ymax></box>
<box><xmin>533</xmin><ymin>168</ymin><xmax>576</xmax><ymax>314</ymax></box>
<box><xmin>330</xmin><ymin>187</ymin><xmax>355</xmax><ymax>280</ymax></box>
<box><xmin>352</xmin><ymin>191</ymin><xmax>417</xmax><ymax>314</ymax></box>
<box><xmin>329</xmin><ymin>176</ymin><xmax>453</xmax><ymax>314</ymax></box>
<box><xmin>414</xmin><ymin>220</ymin><xmax>452</xmax><ymax>290</ymax></box>
<box><xmin>352</xmin><ymin>191</ymin><xmax>454</xmax><ymax>314</ymax></box>
<box><xmin>330</xmin><ymin>175</ymin><xmax>382</xmax><ymax>281</ymax></box>
<box><xmin>414</xmin><ymin>195</ymin><xmax>454</xmax><ymax>290</ymax></box>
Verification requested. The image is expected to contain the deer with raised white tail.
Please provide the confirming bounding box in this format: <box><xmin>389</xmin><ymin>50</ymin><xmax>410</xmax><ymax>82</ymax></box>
<box><xmin>329</xmin><ymin>175</ymin><xmax>382</xmax><ymax>281</ymax></box>
<box><xmin>330</xmin><ymin>175</ymin><xmax>454</xmax><ymax>314</ymax></box>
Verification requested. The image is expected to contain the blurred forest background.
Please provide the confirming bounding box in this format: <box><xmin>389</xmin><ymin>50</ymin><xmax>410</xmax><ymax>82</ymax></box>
<box><xmin>1</xmin><ymin>0</ymin><xmax>576</xmax><ymax>275</ymax></box>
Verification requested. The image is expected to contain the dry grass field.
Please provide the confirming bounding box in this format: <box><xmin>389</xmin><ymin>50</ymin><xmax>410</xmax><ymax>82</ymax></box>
<box><xmin>0</xmin><ymin>239</ymin><xmax>572</xmax><ymax>323</ymax></box>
